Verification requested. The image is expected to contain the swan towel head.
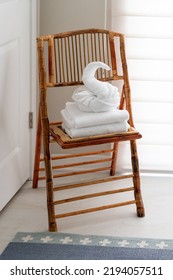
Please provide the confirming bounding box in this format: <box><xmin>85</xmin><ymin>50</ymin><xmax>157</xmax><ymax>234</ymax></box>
<box><xmin>82</xmin><ymin>61</ymin><xmax>111</xmax><ymax>81</ymax></box>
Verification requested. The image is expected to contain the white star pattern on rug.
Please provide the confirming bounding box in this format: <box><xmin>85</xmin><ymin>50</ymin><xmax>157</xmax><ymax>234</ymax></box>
<box><xmin>60</xmin><ymin>236</ymin><xmax>73</xmax><ymax>244</ymax></box>
<box><xmin>99</xmin><ymin>239</ymin><xmax>112</xmax><ymax>246</ymax></box>
<box><xmin>155</xmin><ymin>241</ymin><xmax>168</xmax><ymax>249</ymax></box>
<box><xmin>118</xmin><ymin>240</ymin><xmax>129</xmax><ymax>247</ymax></box>
<box><xmin>80</xmin><ymin>238</ymin><xmax>92</xmax><ymax>245</ymax></box>
<box><xmin>137</xmin><ymin>240</ymin><xmax>149</xmax><ymax>248</ymax></box>
<box><xmin>22</xmin><ymin>235</ymin><xmax>34</xmax><ymax>242</ymax></box>
<box><xmin>40</xmin><ymin>236</ymin><xmax>53</xmax><ymax>243</ymax></box>
<box><xmin>16</xmin><ymin>233</ymin><xmax>173</xmax><ymax>251</ymax></box>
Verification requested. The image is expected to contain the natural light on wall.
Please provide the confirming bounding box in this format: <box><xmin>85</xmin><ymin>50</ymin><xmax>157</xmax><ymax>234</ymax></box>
<box><xmin>111</xmin><ymin>0</ymin><xmax>173</xmax><ymax>173</ymax></box>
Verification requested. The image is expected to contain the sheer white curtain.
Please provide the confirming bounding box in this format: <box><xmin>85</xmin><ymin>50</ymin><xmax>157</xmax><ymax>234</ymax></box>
<box><xmin>111</xmin><ymin>0</ymin><xmax>173</xmax><ymax>172</ymax></box>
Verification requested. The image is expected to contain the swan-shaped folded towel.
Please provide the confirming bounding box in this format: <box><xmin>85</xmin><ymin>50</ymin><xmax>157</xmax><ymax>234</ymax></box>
<box><xmin>62</xmin><ymin>122</ymin><xmax>130</xmax><ymax>138</ymax></box>
<box><xmin>61</xmin><ymin>102</ymin><xmax>129</xmax><ymax>129</ymax></box>
<box><xmin>72</xmin><ymin>61</ymin><xmax>120</xmax><ymax>112</ymax></box>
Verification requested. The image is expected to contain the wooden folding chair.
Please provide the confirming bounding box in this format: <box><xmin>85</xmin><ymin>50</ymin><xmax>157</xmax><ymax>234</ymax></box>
<box><xmin>33</xmin><ymin>29</ymin><xmax>145</xmax><ymax>231</ymax></box>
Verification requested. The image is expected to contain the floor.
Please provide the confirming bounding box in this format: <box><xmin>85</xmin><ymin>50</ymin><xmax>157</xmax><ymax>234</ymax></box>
<box><xmin>0</xmin><ymin>174</ymin><xmax>173</xmax><ymax>254</ymax></box>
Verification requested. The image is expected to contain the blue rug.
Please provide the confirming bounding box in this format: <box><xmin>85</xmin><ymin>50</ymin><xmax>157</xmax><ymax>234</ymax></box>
<box><xmin>1</xmin><ymin>232</ymin><xmax>173</xmax><ymax>260</ymax></box>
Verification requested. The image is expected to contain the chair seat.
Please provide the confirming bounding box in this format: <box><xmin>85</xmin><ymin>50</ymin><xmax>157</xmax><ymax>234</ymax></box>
<box><xmin>50</xmin><ymin>122</ymin><xmax>142</xmax><ymax>149</ymax></box>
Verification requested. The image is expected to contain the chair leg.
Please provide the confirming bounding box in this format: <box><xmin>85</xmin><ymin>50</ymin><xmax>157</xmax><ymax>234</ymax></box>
<box><xmin>32</xmin><ymin>110</ymin><xmax>42</xmax><ymax>189</ymax></box>
<box><xmin>130</xmin><ymin>140</ymin><xmax>145</xmax><ymax>217</ymax></box>
<box><xmin>42</xmin><ymin>119</ymin><xmax>57</xmax><ymax>232</ymax></box>
<box><xmin>110</xmin><ymin>143</ymin><xmax>119</xmax><ymax>176</ymax></box>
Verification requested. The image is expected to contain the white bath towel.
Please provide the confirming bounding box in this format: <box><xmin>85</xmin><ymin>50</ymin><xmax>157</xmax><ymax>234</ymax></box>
<box><xmin>61</xmin><ymin>102</ymin><xmax>129</xmax><ymax>129</ymax></box>
<box><xmin>72</xmin><ymin>62</ymin><xmax>120</xmax><ymax>112</ymax></box>
<box><xmin>62</xmin><ymin>121</ymin><xmax>130</xmax><ymax>138</ymax></box>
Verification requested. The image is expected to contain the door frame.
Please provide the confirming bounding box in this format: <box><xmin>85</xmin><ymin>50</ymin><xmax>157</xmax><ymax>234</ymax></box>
<box><xmin>30</xmin><ymin>0</ymin><xmax>40</xmax><ymax>178</ymax></box>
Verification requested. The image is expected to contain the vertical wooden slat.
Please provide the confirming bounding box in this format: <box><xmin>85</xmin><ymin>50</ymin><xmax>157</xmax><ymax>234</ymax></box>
<box><xmin>98</xmin><ymin>33</ymin><xmax>102</xmax><ymax>61</ymax></box>
<box><xmin>75</xmin><ymin>35</ymin><xmax>80</xmax><ymax>81</ymax></box>
<box><xmin>71</xmin><ymin>36</ymin><xmax>76</xmax><ymax>82</ymax></box>
<box><xmin>64</xmin><ymin>37</ymin><xmax>69</xmax><ymax>83</ymax></box>
<box><xmin>83</xmin><ymin>33</ymin><xmax>87</xmax><ymax>67</ymax></box>
<box><xmin>103</xmin><ymin>33</ymin><xmax>108</xmax><ymax>77</ymax></box>
<box><xmin>106</xmin><ymin>33</ymin><xmax>111</xmax><ymax>78</ymax></box>
<box><xmin>54</xmin><ymin>39</ymin><xmax>58</xmax><ymax>83</ymax></box>
<box><xmin>94</xmin><ymin>33</ymin><xmax>97</xmax><ymax>61</ymax></box>
<box><xmin>78</xmin><ymin>34</ymin><xmax>83</xmax><ymax>78</ymax></box>
<box><xmin>91</xmin><ymin>33</ymin><xmax>94</xmax><ymax>61</ymax></box>
<box><xmin>67</xmin><ymin>36</ymin><xmax>73</xmax><ymax>82</ymax></box>
<box><xmin>97</xmin><ymin>33</ymin><xmax>102</xmax><ymax>79</ymax></box>
<box><xmin>86</xmin><ymin>33</ymin><xmax>90</xmax><ymax>63</ymax></box>
<box><xmin>57</xmin><ymin>38</ymin><xmax>62</xmax><ymax>83</ymax></box>
<box><xmin>61</xmin><ymin>38</ymin><xmax>65</xmax><ymax>83</ymax></box>
<box><xmin>102</xmin><ymin>33</ymin><xmax>106</xmax><ymax>63</ymax></box>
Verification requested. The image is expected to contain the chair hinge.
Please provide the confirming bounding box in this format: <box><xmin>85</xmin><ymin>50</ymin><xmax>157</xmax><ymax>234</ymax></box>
<box><xmin>29</xmin><ymin>112</ymin><xmax>33</xmax><ymax>129</ymax></box>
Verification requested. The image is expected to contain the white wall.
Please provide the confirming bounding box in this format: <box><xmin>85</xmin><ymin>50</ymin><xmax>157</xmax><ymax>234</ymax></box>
<box><xmin>40</xmin><ymin>0</ymin><xmax>110</xmax><ymax>35</ymax></box>
<box><xmin>39</xmin><ymin>0</ymin><xmax>111</xmax><ymax>154</ymax></box>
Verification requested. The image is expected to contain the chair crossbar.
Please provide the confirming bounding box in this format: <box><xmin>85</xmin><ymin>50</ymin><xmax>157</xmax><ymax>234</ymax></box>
<box><xmin>55</xmin><ymin>200</ymin><xmax>136</xmax><ymax>219</ymax></box>
<box><xmin>53</xmin><ymin>187</ymin><xmax>134</xmax><ymax>205</ymax></box>
<box><xmin>53</xmin><ymin>174</ymin><xmax>134</xmax><ymax>191</ymax></box>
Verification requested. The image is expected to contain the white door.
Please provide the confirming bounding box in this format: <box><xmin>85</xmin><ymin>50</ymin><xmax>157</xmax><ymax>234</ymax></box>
<box><xmin>0</xmin><ymin>0</ymin><xmax>35</xmax><ymax>210</ymax></box>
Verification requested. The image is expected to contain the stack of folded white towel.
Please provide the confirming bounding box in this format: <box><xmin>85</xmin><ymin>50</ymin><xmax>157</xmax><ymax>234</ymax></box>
<box><xmin>61</xmin><ymin>62</ymin><xmax>130</xmax><ymax>138</ymax></box>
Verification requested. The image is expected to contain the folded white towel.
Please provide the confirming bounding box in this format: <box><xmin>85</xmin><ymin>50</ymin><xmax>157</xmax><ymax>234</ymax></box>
<box><xmin>61</xmin><ymin>102</ymin><xmax>129</xmax><ymax>129</ymax></box>
<box><xmin>72</xmin><ymin>62</ymin><xmax>120</xmax><ymax>112</ymax></box>
<box><xmin>62</xmin><ymin>122</ymin><xmax>130</xmax><ymax>138</ymax></box>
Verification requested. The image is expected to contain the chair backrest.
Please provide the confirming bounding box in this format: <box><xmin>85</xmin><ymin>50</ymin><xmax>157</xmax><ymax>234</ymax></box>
<box><xmin>37</xmin><ymin>28</ymin><xmax>134</xmax><ymax>126</ymax></box>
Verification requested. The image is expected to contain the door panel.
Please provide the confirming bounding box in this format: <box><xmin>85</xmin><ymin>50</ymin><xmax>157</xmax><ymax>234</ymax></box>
<box><xmin>0</xmin><ymin>0</ymin><xmax>32</xmax><ymax>210</ymax></box>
